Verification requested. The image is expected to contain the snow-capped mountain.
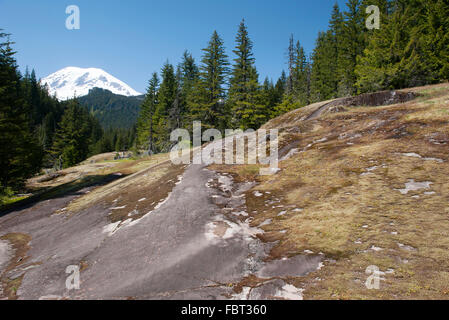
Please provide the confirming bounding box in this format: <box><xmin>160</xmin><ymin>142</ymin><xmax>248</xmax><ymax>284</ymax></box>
<box><xmin>40</xmin><ymin>67</ymin><xmax>141</xmax><ymax>100</ymax></box>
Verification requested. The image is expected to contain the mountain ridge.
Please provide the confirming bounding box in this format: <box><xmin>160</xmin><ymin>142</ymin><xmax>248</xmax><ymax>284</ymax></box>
<box><xmin>41</xmin><ymin>66</ymin><xmax>142</xmax><ymax>100</ymax></box>
<box><xmin>78</xmin><ymin>87</ymin><xmax>144</xmax><ymax>129</ymax></box>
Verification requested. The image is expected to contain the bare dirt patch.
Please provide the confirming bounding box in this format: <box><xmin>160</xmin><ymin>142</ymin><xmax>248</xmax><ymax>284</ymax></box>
<box><xmin>0</xmin><ymin>233</ymin><xmax>32</xmax><ymax>300</ymax></box>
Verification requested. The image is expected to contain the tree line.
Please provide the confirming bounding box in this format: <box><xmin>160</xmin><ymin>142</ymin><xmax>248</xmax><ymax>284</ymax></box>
<box><xmin>0</xmin><ymin>31</ymin><xmax>134</xmax><ymax>198</ymax></box>
<box><xmin>136</xmin><ymin>0</ymin><xmax>448</xmax><ymax>154</ymax></box>
<box><xmin>136</xmin><ymin>20</ymin><xmax>288</xmax><ymax>154</ymax></box>
<box><xmin>1</xmin><ymin>0</ymin><xmax>448</xmax><ymax>195</ymax></box>
<box><xmin>310</xmin><ymin>0</ymin><xmax>449</xmax><ymax>100</ymax></box>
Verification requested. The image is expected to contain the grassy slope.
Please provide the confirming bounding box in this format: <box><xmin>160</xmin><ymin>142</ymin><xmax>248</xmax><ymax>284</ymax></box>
<box><xmin>5</xmin><ymin>83</ymin><xmax>448</xmax><ymax>299</ymax></box>
<box><xmin>212</xmin><ymin>83</ymin><xmax>449</xmax><ymax>299</ymax></box>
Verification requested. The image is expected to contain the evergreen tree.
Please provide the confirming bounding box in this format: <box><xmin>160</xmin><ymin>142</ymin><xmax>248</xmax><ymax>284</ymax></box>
<box><xmin>229</xmin><ymin>19</ymin><xmax>265</xmax><ymax>129</ymax></box>
<box><xmin>179</xmin><ymin>50</ymin><xmax>199</xmax><ymax>129</ymax></box>
<box><xmin>328</xmin><ymin>3</ymin><xmax>344</xmax><ymax>95</ymax></box>
<box><xmin>355</xmin><ymin>0</ymin><xmax>449</xmax><ymax>92</ymax></box>
<box><xmin>189</xmin><ymin>31</ymin><xmax>230</xmax><ymax>131</ymax></box>
<box><xmin>286</xmin><ymin>34</ymin><xmax>295</xmax><ymax>96</ymax></box>
<box><xmin>338</xmin><ymin>0</ymin><xmax>366</xmax><ymax>96</ymax></box>
<box><xmin>179</xmin><ymin>50</ymin><xmax>199</xmax><ymax>94</ymax></box>
<box><xmin>136</xmin><ymin>72</ymin><xmax>159</xmax><ymax>153</ymax></box>
<box><xmin>292</xmin><ymin>40</ymin><xmax>309</xmax><ymax>105</ymax></box>
<box><xmin>422</xmin><ymin>0</ymin><xmax>449</xmax><ymax>81</ymax></box>
<box><xmin>0</xmin><ymin>31</ymin><xmax>41</xmax><ymax>190</ymax></box>
<box><xmin>153</xmin><ymin>62</ymin><xmax>177</xmax><ymax>152</ymax></box>
<box><xmin>169</xmin><ymin>66</ymin><xmax>183</xmax><ymax>131</ymax></box>
<box><xmin>310</xmin><ymin>31</ymin><xmax>337</xmax><ymax>101</ymax></box>
<box><xmin>50</xmin><ymin>99</ymin><xmax>96</xmax><ymax>168</ymax></box>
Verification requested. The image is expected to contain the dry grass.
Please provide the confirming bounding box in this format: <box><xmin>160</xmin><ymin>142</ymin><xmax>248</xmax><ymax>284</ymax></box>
<box><xmin>65</xmin><ymin>152</ymin><xmax>185</xmax><ymax>223</ymax></box>
<box><xmin>213</xmin><ymin>83</ymin><xmax>449</xmax><ymax>299</ymax></box>
<box><xmin>28</xmin><ymin>152</ymin><xmax>170</xmax><ymax>190</ymax></box>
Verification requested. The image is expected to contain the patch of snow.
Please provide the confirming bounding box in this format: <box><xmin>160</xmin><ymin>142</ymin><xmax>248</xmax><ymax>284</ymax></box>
<box><xmin>138</xmin><ymin>198</ymin><xmax>146</xmax><ymax>202</ymax></box>
<box><xmin>281</xmin><ymin>148</ymin><xmax>299</xmax><ymax>161</ymax></box>
<box><xmin>128</xmin><ymin>209</ymin><xmax>139</xmax><ymax>217</ymax></box>
<box><xmin>315</xmin><ymin>137</ymin><xmax>328</xmax><ymax>143</ymax></box>
<box><xmin>397</xmin><ymin>179</ymin><xmax>433</xmax><ymax>195</ymax></box>
<box><xmin>277</xmin><ymin>211</ymin><xmax>287</xmax><ymax>216</ymax></box>
<box><xmin>253</xmin><ymin>191</ymin><xmax>263</xmax><ymax>197</ymax></box>
<box><xmin>154</xmin><ymin>192</ymin><xmax>172</xmax><ymax>210</ymax></box>
<box><xmin>397</xmin><ymin>243</ymin><xmax>416</xmax><ymax>251</ymax></box>
<box><xmin>401</xmin><ymin>153</ymin><xmax>444</xmax><ymax>163</ymax></box>
<box><xmin>102</xmin><ymin>221</ymin><xmax>121</xmax><ymax>236</ymax></box>
<box><xmin>218</xmin><ymin>175</ymin><xmax>233</xmax><ymax>192</ymax></box>
<box><xmin>258</xmin><ymin>219</ymin><xmax>272</xmax><ymax>227</ymax></box>
<box><xmin>232</xmin><ymin>211</ymin><xmax>248</xmax><ymax>217</ymax></box>
<box><xmin>175</xmin><ymin>175</ymin><xmax>183</xmax><ymax>185</ymax></box>
<box><xmin>232</xmin><ymin>287</ymin><xmax>251</xmax><ymax>300</ymax></box>
<box><xmin>423</xmin><ymin>157</ymin><xmax>444</xmax><ymax>163</ymax></box>
<box><xmin>361</xmin><ymin>165</ymin><xmax>380</xmax><ymax>176</ymax></box>
<box><xmin>205</xmin><ymin>217</ymin><xmax>263</xmax><ymax>243</ymax></box>
<box><xmin>274</xmin><ymin>284</ymin><xmax>304</xmax><ymax>300</ymax></box>
<box><xmin>110</xmin><ymin>205</ymin><xmax>126</xmax><ymax>210</ymax></box>
<box><xmin>402</xmin><ymin>152</ymin><xmax>422</xmax><ymax>158</ymax></box>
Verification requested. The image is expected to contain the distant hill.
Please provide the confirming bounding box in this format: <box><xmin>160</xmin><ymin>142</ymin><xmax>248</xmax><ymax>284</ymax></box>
<box><xmin>78</xmin><ymin>88</ymin><xmax>145</xmax><ymax>129</ymax></box>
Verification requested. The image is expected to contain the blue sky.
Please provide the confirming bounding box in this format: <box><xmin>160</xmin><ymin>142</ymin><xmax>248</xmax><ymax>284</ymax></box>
<box><xmin>0</xmin><ymin>0</ymin><xmax>348</xmax><ymax>93</ymax></box>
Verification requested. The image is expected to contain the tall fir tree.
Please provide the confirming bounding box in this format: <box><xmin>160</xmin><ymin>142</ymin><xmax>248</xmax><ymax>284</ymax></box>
<box><xmin>0</xmin><ymin>31</ymin><xmax>41</xmax><ymax>190</ymax></box>
<box><xmin>422</xmin><ymin>0</ymin><xmax>449</xmax><ymax>81</ymax></box>
<box><xmin>153</xmin><ymin>62</ymin><xmax>177</xmax><ymax>152</ymax></box>
<box><xmin>177</xmin><ymin>50</ymin><xmax>199</xmax><ymax>129</ymax></box>
<box><xmin>338</xmin><ymin>0</ymin><xmax>366</xmax><ymax>96</ymax></box>
<box><xmin>310</xmin><ymin>31</ymin><xmax>337</xmax><ymax>101</ymax></box>
<box><xmin>286</xmin><ymin>34</ymin><xmax>295</xmax><ymax>96</ymax></box>
<box><xmin>136</xmin><ymin>72</ymin><xmax>159</xmax><ymax>153</ymax></box>
<box><xmin>229</xmin><ymin>19</ymin><xmax>265</xmax><ymax>129</ymax></box>
<box><xmin>355</xmin><ymin>0</ymin><xmax>449</xmax><ymax>92</ymax></box>
<box><xmin>50</xmin><ymin>99</ymin><xmax>95</xmax><ymax>168</ymax></box>
<box><xmin>189</xmin><ymin>31</ymin><xmax>230</xmax><ymax>131</ymax></box>
<box><xmin>329</xmin><ymin>3</ymin><xmax>344</xmax><ymax>96</ymax></box>
<box><xmin>292</xmin><ymin>40</ymin><xmax>309</xmax><ymax>105</ymax></box>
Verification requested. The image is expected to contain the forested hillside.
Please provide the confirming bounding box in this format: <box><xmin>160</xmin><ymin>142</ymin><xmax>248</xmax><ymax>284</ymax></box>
<box><xmin>135</xmin><ymin>0</ymin><xmax>449</xmax><ymax>153</ymax></box>
<box><xmin>0</xmin><ymin>31</ymin><xmax>135</xmax><ymax>202</ymax></box>
<box><xmin>78</xmin><ymin>87</ymin><xmax>144</xmax><ymax>129</ymax></box>
<box><xmin>1</xmin><ymin>0</ymin><xmax>448</xmax><ymax>200</ymax></box>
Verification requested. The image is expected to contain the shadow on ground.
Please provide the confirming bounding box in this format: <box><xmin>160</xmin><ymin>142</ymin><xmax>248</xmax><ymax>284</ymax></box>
<box><xmin>0</xmin><ymin>173</ymin><xmax>127</xmax><ymax>217</ymax></box>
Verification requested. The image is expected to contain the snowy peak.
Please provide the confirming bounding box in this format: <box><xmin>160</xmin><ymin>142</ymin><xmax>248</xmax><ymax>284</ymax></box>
<box><xmin>41</xmin><ymin>67</ymin><xmax>141</xmax><ymax>100</ymax></box>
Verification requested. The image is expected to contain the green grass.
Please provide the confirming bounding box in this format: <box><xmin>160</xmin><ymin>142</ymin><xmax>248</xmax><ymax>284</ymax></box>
<box><xmin>0</xmin><ymin>195</ymin><xmax>28</xmax><ymax>206</ymax></box>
